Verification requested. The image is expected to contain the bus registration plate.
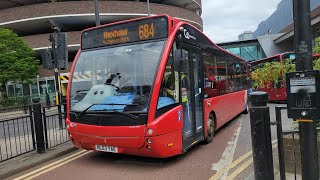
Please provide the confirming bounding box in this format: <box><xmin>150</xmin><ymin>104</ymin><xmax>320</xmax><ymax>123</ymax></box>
<box><xmin>95</xmin><ymin>145</ymin><xmax>118</xmax><ymax>153</ymax></box>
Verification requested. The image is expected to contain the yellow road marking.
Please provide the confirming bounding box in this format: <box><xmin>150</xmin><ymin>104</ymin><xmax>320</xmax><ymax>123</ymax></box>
<box><xmin>210</xmin><ymin>151</ymin><xmax>252</xmax><ymax>180</ymax></box>
<box><xmin>209</xmin><ymin>140</ymin><xmax>277</xmax><ymax>180</ymax></box>
<box><xmin>229</xmin><ymin>151</ymin><xmax>251</xmax><ymax>169</ymax></box>
<box><xmin>24</xmin><ymin>151</ymin><xmax>91</xmax><ymax>180</ymax></box>
<box><xmin>14</xmin><ymin>150</ymin><xmax>89</xmax><ymax>180</ymax></box>
<box><xmin>209</xmin><ymin>167</ymin><xmax>228</xmax><ymax>180</ymax></box>
<box><xmin>225</xmin><ymin>143</ymin><xmax>278</xmax><ymax>180</ymax></box>
<box><xmin>226</xmin><ymin>158</ymin><xmax>253</xmax><ymax>180</ymax></box>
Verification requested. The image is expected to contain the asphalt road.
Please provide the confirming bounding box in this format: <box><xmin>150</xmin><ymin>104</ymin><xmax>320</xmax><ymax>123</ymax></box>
<box><xmin>8</xmin><ymin>103</ymin><xmax>295</xmax><ymax>180</ymax></box>
<box><xmin>9</xmin><ymin>115</ymin><xmax>246</xmax><ymax>180</ymax></box>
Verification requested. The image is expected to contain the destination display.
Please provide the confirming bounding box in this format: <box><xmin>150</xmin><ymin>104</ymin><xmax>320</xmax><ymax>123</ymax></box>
<box><xmin>82</xmin><ymin>16</ymin><xmax>168</xmax><ymax>49</ymax></box>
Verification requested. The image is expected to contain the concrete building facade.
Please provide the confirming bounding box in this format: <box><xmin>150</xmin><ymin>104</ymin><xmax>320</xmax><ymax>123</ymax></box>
<box><xmin>0</xmin><ymin>0</ymin><xmax>202</xmax><ymax>102</ymax></box>
<box><xmin>219</xmin><ymin>0</ymin><xmax>320</xmax><ymax>61</ymax></box>
<box><xmin>1</xmin><ymin>0</ymin><xmax>202</xmax><ymax>76</ymax></box>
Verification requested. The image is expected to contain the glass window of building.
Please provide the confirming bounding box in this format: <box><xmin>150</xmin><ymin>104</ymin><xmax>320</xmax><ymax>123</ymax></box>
<box><xmin>220</xmin><ymin>41</ymin><xmax>266</xmax><ymax>62</ymax></box>
<box><xmin>7</xmin><ymin>84</ymin><xmax>15</xmax><ymax>97</ymax></box>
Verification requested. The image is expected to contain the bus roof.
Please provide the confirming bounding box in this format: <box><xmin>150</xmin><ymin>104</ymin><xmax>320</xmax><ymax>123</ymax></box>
<box><xmin>250</xmin><ymin>51</ymin><xmax>320</xmax><ymax>65</ymax></box>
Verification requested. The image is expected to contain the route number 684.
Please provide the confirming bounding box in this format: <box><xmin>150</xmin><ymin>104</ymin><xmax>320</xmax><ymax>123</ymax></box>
<box><xmin>139</xmin><ymin>23</ymin><xmax>155</xmax><ymax>40</ymax></box>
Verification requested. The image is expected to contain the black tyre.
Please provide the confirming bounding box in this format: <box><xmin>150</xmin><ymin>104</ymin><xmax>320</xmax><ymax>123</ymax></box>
<box><xmin>205</xmin><ymin>114</ymin><xmax>215</xmax><ymax>144</ymax></box>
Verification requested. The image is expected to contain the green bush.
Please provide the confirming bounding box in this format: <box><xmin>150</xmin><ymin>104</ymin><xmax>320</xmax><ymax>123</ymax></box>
<box><xmin>314</xmin><ymin>58</ymin><xmax>320</xmax><ymax>70</ymax></box>
<box><xmin>251</xmin><ymin>59</ymin><xmax>295</xmax><ymax>89</ymax></box>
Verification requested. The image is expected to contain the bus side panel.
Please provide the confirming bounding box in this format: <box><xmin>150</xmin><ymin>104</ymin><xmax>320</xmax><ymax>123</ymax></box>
<box><xmin>138</xmin><ymin>130</ymin><xmax>183</xmax><ymax>158</ymax></box>
<box><xmin>142</xmin><ymin>106</ymin><xmax>183</xmax><ymax>157</ymax></box>
<box><xmin>147</xmin><ymin>106</ymin><xmax>183</xmax><ymax>136</ymax></box>
<box><xmin>218</xmin><ymin>91</ymin><xmax>246</xmax><ymax>127</ymax></box>
<box><xmin>204</xmin><ymin>90</ymin><xmax>246</xmax><ymax>130</ymax></box>
<box><xmin>258</xmin><ymin>86</ymin><xmax>287</xmax><ymax>101</ymax></box>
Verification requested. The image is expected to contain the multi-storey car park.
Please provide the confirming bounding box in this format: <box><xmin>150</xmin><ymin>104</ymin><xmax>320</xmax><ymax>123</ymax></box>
<box><xmin>0</xmin><ymin>0</ymin><xmax>202</xmax><ymax>102</ymax></box>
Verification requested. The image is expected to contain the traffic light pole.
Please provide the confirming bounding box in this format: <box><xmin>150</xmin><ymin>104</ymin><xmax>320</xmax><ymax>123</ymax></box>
<box><xmin>293</xmin><ymin>0</ymin><xmax>319</xmax><ymax>179</ymax></box>
<box><xmin>51</xmin><ymin>29</ymin><xmax>61</xmax><ymax>106</ymax></box>
<box><xmin>51</xmin><ymin>29</ymin><xmax>63</xmax><ymax>128</ymax></box>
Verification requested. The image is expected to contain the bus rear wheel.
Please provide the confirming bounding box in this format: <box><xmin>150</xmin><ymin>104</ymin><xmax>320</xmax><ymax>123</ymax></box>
<box><xmin>205</xmin><ymin>114</ymin><xmax>215</xmax><ymax>144</ymax></box>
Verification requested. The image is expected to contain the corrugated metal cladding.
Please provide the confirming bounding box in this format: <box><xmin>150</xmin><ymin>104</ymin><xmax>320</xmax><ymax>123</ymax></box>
<box><xmin>253</xmin><ymin>0</ymin><xmax>320</xmax><ymax>37</ymax></box>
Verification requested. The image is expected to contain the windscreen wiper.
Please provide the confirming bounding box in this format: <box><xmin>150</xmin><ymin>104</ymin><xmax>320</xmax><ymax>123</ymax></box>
<box><xmin>74</xmin><ymin>104</ymin><xmax>95</xmax><ymax>118</ymax></box>
<box><xmin>107</xmin><ymin>110</ymin><xmax>138</xmax><ymax>120</ymax></box>
<box><xmin>73</xmin><ymin>103</ymin><xmax>141</xmax><ymax>119</ymax></box>
<box><xmin>100</xmin><ymin>103</ymin><xmax>142</xmax><ymax>107</ymax></box>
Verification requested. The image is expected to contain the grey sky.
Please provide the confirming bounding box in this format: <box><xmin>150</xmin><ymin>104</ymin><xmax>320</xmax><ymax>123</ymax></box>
<box><xmin>202</xmin><ymin>0</ymin><xmax>281</xmax><ymax>43</ymax></box>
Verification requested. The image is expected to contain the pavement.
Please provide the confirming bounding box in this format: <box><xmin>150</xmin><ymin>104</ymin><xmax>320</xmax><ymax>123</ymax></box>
<box><xmin>0</xmin><ymin>142</ymin><xmax>77</xmax><ymax>179</ymax></box>
<box><xmin>7</xmin><ymin>119</ymin><xmax>243</xmax><ymax>180</ymax></box>
<box><xmin>246</xmin><ymin>170</ymin><xmax>301</xmax><ymax>180</ymax></box>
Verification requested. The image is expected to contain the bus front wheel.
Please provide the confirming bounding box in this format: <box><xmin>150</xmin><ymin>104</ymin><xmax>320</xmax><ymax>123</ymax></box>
<box><xmin>205</xmin><ymin>114</ymin><xmax>215</xmax><ymax>144</ymax></box>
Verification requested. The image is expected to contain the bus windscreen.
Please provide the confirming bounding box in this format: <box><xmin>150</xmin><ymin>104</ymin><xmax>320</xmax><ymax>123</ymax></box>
<box><xmin>81</xmin><ymin>16</ymin><xmax>168</xmax><ymax>49</ymax></box>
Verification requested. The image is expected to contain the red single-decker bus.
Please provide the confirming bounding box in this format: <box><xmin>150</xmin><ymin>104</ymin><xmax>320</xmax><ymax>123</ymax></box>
<box><xmin>66</xmin><ymin>15</ymin><xmax>250</xmax><ymax>158</ymax></box>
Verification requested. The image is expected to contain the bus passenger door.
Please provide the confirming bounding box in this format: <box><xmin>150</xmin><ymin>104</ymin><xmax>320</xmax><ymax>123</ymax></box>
<box><xmin>180</xmin><ymin>46</ymin><xmax>204</xmax><ymax>150</ymax></box>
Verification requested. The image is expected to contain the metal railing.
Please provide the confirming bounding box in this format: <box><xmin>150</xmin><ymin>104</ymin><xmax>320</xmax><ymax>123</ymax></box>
<box><xmin>0</xmin><ymin>106</ymin><xmax>35</xmax><ymax>162</ymax></box>
<box><xmin>42</xmin><ymin>104</ymin><xmax>69</xmax><ymax>149</ymax></box>
<box><xmin>274</xmin><ymin>106</ymin><xmax>320</xmax><ymax>180</ymax></box>
<box><xmin>0</xmin><ymin>100</ymin><xmax>69</xmax><ymax>163</ymax></box>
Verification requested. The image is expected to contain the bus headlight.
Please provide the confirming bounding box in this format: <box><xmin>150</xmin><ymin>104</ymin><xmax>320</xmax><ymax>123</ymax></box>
<box><xmin>147</xmin><ymin>128</ymin><xmax>153</xmax><ymax>135</ymax></box>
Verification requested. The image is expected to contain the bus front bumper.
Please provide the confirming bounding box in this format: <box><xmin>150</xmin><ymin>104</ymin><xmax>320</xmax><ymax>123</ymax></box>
<box><xmin>68</xmin><ymin>129</ymin><xmax>183</xmax><ymax>158</ymax></box>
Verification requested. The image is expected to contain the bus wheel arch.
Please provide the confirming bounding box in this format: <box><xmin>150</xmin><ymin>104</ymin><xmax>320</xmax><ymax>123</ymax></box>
<box><xmin>205</xmin><ymin>111</ymin><xmax>216</xmax><ymax>144</ymax></box>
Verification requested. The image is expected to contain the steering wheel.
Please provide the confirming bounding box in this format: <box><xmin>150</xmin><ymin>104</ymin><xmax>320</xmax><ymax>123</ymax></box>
<box><xmin>107</xmin><ymin>83</ymin><xmax>120</xmax><ymax>91</ymax></box>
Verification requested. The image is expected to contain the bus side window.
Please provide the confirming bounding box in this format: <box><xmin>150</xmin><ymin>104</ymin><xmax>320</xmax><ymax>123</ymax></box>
<box><xmin>217</xmin><ymin>56</ymin><xmax>227</xmax><ymax>95</ymax></box>
<box><xmin>227</xmin><ymin>59</ymin><xmax>236</xmax><ymax>93</ymax></box>
<box><xmin>203</xmin><ymin>50</ymin><xmax>218</xmax><ymax>98</ymax></box>
<box><xmin>240</xmin><ymin>62</ymin><xmax>248</xmax><ymax>89</ymax></box>
<box><xmin>157</xmin><ymin>49</ymin><xmax>179</xmax><ymax>110</ymax></box>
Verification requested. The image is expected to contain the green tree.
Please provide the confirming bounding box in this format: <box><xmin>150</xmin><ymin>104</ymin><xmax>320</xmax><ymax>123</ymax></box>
<box><xmin>251</xmin><ymin>60</ymin><xmax>295</xmax><ymax>89</ymax></box>
<box><xmin>252</xmin><ymin>37</ymin><xmax>320</xmax><ymax>89</ymax></box>
<box><xmin>0</xmin><ymin>28</ymin><xmax>38</xmax><ymax>98</ymax></box>
<box><xmin>312</xmin><ymin>37</ymin><xmax>320</xmax><ymax>54</ymax></box>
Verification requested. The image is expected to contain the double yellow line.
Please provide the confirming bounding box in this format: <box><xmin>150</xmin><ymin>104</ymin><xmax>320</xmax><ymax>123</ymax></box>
<box><xmin>14</xmin><ymin>150</ymin><xmax>91</xmax><ymax>180</ymax></box>
<box><xmin>210</xmin><ymin>140</ymin><xmax>278</xmax><ymax>180</ymax></box>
